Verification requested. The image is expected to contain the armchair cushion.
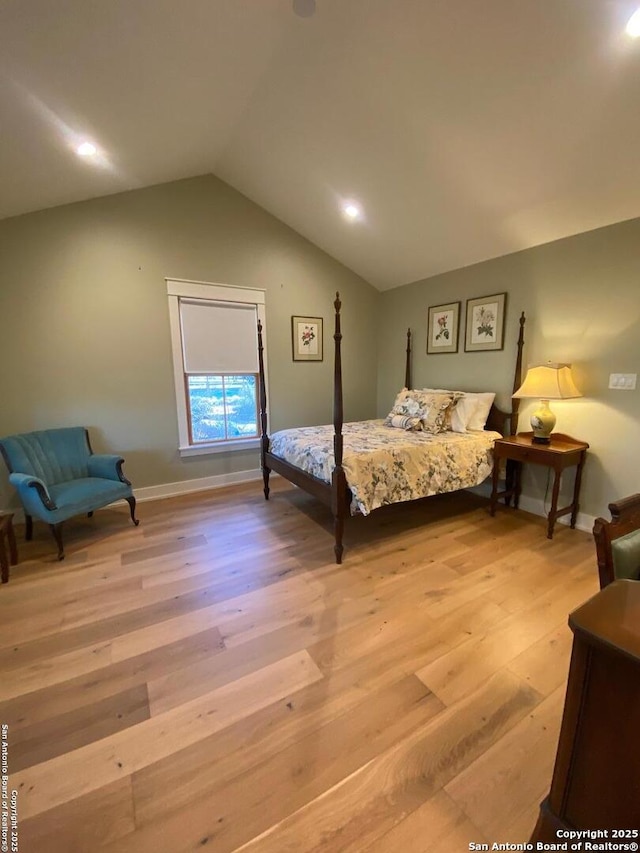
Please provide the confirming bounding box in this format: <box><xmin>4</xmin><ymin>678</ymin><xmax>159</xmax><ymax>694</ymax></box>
<box><xmin>611</xmin><ymin>530</ymin><xmax>640</xmax><ymax>581</ymax></box>
<box><xmin>593</xmin><ymin>494</ymin><xmax>640</xmax><ymax>589</ymax></box>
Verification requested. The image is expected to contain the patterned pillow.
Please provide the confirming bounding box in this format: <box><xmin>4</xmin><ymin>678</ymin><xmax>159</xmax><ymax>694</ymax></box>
<box><xmin>412</xmin><ymin>390</ymin><xmax>459</xmax><ymax>433</ymax></box>
<box><xmin>384</xmin><ymin>389</ymin><xmax>424</xmax><ymax>430</ymax></box>
<box><xmin>385</xmin><ymin>389</ymin><xmax>457</xmax><ymax>433</ymax></box>
<box><xmin>386</xmin><ymin>414</ymin><xmax>422</xmax><ymax>430</ymax></box>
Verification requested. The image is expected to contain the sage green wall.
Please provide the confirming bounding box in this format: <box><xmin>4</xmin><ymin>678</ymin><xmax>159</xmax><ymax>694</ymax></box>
<box><xmin>378</xmin><ymin>217</ymin><xmax>640</xmax><ymax>522</ymax></box>
<box><xmin>0</xmin><ymin>174</ymin><xmax>378</xmax><ymax>509</ymax></box>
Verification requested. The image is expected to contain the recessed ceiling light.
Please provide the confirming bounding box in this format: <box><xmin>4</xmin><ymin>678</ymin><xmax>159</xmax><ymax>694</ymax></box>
<box><xmin>76</xmin><ymin>141</ymin><xmax>97</xmax><ymax>157</ymax></box>
<box><xmin>343</xmin><ymin>203</ymin><xmax>361</xmax><ymax>220</ymax></box>
<box><xmin>626</xmin><ymin>8</ymin><xmax>640</xmax><ymax>37</ymax></box>
<box><xmin>293</xmin><ymin>0</ymin><xmax>316</xmax><ymax>18</ymax></box>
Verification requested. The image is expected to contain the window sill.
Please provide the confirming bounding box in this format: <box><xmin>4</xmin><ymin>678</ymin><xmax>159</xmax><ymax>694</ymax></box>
<box><xmin>179</xmin><ymin>438</ymin><xmax>260</xmax><ymax>457</ymax></box>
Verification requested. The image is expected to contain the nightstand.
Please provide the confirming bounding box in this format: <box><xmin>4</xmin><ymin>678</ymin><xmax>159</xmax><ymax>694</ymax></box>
<box><xmin>490</xmin><ymin>432</ymin><xmax>589</xmax><ymax>539</ymax></box>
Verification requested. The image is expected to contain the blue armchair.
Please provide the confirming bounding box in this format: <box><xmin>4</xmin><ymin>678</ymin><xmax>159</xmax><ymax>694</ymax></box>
<box><xmin>0</xmin><ymin>427</ymin><xmax>139</xmax><ymax>560</ymax></box>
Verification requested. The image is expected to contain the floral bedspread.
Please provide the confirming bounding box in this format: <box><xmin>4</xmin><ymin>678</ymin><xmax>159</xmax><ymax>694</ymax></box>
<box><xmin>269</xmin><ymin>419</ymin><xmax>501</xmax><ymax>516</ymax></box>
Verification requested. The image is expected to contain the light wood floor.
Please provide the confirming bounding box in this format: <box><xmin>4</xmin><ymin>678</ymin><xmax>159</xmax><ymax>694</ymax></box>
<box><xmin>1</xmin><ymin>479</ymin><xmax>599</xmax><ymax>852</ymax></box>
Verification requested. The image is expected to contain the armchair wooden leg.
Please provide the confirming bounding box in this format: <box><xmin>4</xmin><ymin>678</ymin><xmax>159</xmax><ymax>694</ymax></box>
<box><xmin>126</xmin><ymin>497</ymin><xmax>140</xmax><ymax>526</ymax></box>
<box><xmin>25</xmin><ymin>514</ymin><xmax>33</xmax><ymax>541</ymax></box>
<box><xmin>49</xmin><ymin>523</ymin><xmax>65</xmax><ymax>560</ymax></box>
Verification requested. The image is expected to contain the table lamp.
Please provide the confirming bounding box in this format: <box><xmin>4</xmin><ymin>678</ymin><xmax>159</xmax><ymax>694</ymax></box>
<box><xmin>512</xmin><ymin>363</ymin><xmax>582</xmax><ymax>444</ymax></box>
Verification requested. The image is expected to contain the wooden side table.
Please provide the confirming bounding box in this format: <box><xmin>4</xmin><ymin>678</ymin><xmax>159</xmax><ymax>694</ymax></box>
<box><xmin>530</xmin><ymin>580</ymin><xmax>640</xmax><ymax>838</ymax></box>
<box><xmin>490</xmin><ymin>432</ymin><xmax>589</xmax><ymax>539</ymax></box>
<box><xmin>0</xmin><ymin>513</ymin><xmax>18</xmax><ymax>583</ymax></box>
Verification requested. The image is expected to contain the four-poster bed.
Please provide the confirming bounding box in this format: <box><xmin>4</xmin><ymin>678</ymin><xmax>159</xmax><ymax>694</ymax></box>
<box><xmin>257</xmin><ymin>293</ymin><xmax>526</xmax><ymax>563</ymax></box>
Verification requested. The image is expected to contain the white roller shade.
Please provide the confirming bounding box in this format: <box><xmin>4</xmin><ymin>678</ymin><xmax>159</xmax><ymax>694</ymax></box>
<box><xmin>180</xmin><ymin>299</ymin><xmax>259</xmax><ymax>373</ymax></box>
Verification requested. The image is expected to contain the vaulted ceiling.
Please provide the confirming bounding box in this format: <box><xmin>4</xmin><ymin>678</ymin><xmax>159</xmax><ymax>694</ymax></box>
<box><xmin>2</xmin><ymin>0</ymin><xmax>639</xmax><ymax>289</ymax></box>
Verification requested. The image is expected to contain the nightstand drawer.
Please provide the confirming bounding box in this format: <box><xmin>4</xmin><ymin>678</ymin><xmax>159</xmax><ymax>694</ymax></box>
<box><xmin>495</xmin><ymin>443</ymin><xmax>553</xmax><ymax>466</ymax></box>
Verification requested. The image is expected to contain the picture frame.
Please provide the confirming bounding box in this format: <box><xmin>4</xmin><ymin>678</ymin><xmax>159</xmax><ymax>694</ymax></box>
<box><xmin>427</xmin><ymin>301</ymin><xmax>460</xmax><ymax>354</ymax></box>
<box><xmin>291</xmin><ymin>315</ymin><xmax>323</xmax><ymax>361</ymax></box>
<box><xmin>464</xmin><ymin>292</ymin><xmax>507</xmax><ymax>352</ymax></box>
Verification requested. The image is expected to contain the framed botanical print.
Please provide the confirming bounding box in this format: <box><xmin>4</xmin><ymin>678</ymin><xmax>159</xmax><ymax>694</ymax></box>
<box><xmin>291</xmin><ymin>315</ymin><xmax>323</xmax><ymax>361</ymax></box>
<box><xmin>427</xmin><ymin>301</ymin><xmax>460</xmax><ymax>354</ymax></box>
<box><xmin>464</xmin><ymin>293</ymin><xmax>506</xmax><ymax>352</ymax></box>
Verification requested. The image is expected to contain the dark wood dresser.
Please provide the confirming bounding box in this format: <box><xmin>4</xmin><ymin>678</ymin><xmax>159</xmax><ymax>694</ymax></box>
<box><xmin>530</xmin><ymin>579</ymin><xmax>640</xmax><ymax>839</ymax></box>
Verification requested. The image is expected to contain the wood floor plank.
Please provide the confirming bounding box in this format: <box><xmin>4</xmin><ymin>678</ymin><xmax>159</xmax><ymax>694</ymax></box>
<box><xmin>308</xmin><ymin>595</ymin><xmax>510</xmax><ymax>696</ymax></box>
<box><xmin>361</xmin><ymin>789</ymin><xmax>488</xmax><ymax>853</ymax></box>
<box><xmin>1</xmin><ymin>640</ymin><xmax>114</xmax><ymax>702</ymax></box>
<box><xmin>444</xmin><ymin>522</ymin><xmax>544</xmax><ymax>575</ymax></box>
<box><xmin>445</xmin><ymin>686</ymin><xmax>565</xmax><ymax>839</ymax></box>
<box><xmin>123</xmin><ymin>676</ymin><xmax>444</xmax><ymax>853</ymax></box>
<box><xmin>421</xmin><ymin>548</ymin><xmax>571</xmax><ymax>620</ymax></box>
<box><xmin>12</xmin><ymin>650</ymin><xmax>323</xmax><ymax>820</ymax></box>
<box><xmin>7</xmin><ymin>683</ymin><xmax>150</xmax><ymax>772</ymax></box>
<box><xmin>111</xmin><ymin>573</ymin><xmax>319</xmax><ymax>661</ymax></box>
<box><xmin>484</xmin><ymin>549</ymin><xmax>595</xmax><ymax>615</ymax></box>
<box><xmin>147</xmin><ymin>600</ymin><xmax>371</xmax><ymax>715</ymax></box>
<box><xmin>17</xmin><ymin>778</ymin><xmax>136</xmax><ymax>853</ymax></box>
<box><xmin>0</xmin><ymin>627</ymin><xmax>224</xmax><ymax>732</ymax></box>
<box><xmin>120</xmin><ymin>533</ymin><xmax>208</xmax><ymax>565</ymax></box>
<box><xmin>415</xmin><ymin>569</ymin><xmax>596</xmax><ymax>705</ymax></box>
<box><xmin>0</xmin><ymin>583</ymin><xmax>226</xmax><ymax>666</ymax></box>
<box><xmin>507</xmin><ymin>622</ymin><xmax>574</xmax><ymax>696</ymax></box>
<box><xmin>230</xmin><ymin>670</ymin><xmax>540</xmax><ymax>853</ymax></box>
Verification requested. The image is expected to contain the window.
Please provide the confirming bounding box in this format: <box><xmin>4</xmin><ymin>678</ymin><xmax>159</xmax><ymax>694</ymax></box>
<box><xmin>167</xmin><ymin>279</ymin><xmax>267</xmax><ymax>455</ymax></box>
<box><xmin>186</xmin><ymin>375</ymin><xmax>258</xmax><ymax>443</ymax></box>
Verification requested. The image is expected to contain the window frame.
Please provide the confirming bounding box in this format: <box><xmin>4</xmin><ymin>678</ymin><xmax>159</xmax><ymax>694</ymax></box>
<box><xmin>166</xmin><ymin>279</ymin><xmax>267</xmax><ymax>457</ymax></box>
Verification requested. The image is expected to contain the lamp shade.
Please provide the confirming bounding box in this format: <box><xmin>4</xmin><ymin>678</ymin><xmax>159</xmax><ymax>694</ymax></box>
<box><xmin>513</xmin><ymin>363</ymin><xmax>582</xmax><ymax>400</ymax></box>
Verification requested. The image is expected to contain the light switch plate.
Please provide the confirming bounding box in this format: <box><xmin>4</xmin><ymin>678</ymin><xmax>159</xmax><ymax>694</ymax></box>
<box><xmin>609</xmin><ymin>373</ymin><xmax>637</xmax><ymax>390</ymax></box>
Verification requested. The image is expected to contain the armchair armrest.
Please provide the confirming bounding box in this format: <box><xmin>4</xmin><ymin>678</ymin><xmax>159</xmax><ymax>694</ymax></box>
<box><xmin>9</xmin><ymin>472</ymin><xmax>58</xmax><ymax>511</ymax></box>
<box><xmin>88</xmin><ymin>454</ymin><xmax>131</xmax><ymax>485</ymax></box>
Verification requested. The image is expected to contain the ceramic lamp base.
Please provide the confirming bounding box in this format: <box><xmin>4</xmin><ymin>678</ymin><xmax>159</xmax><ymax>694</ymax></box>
<box><xmin>530</xmin><ymin>399</ymin><xmax>556</xmax><ymax>444</ymax></box>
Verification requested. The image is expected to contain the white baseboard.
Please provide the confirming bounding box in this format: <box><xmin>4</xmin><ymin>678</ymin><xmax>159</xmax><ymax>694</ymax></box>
<box><xmin>469</xmin><ymin>482</ymin><xmax>594</xmax><ymax>534</ymax></box>
<box><xmin>133</xmin><ymin>468</ymin><xmax>263</xmax><ymax>503</ymax></box>
<box><xmin>516</xmin><ymin>494</ymin><xmax>594</xmax><ymax>535</ymax></box>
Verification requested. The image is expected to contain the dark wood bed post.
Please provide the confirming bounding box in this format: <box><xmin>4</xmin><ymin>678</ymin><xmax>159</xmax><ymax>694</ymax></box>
<box><xmin>510</xmin><ymin>311</ymin><xmax>526</xmax><ymax>435</ymax></box>
<box><xmin>405</xmin><ymin>328</ymin><xmax>412</xmax><ymax>389</ymax></box>
<box><xmin>332</xmin><ymin>292</ymin><xmax>348</xmax><ymax>564</ymax></box>
<box><xmin>257</xmin><ymin>319</ymin><xmax>270</xmax><ymax>500</ymax></box>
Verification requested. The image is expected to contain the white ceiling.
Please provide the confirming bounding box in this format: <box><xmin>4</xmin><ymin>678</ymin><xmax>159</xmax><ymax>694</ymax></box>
<box><xmin>1</xmin><ymin>0</ymin><xmax>639</xmax><ymax>290</ymax></box>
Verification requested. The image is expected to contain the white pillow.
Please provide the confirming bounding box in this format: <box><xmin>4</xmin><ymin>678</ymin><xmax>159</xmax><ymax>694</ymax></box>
<box><xmin>421</xmin><ymin>388</ymin><xmax>496</xmax><ymax>432</ymax></box>
<box><xmin>465</xmin><ymin>392</ymin><xmax>496</xmax><ymax>430</ymax></box>
<box><xmin>449</xmin><ymin>396</ymin><xmax>481</xmax><ymax>433</ymax></box>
